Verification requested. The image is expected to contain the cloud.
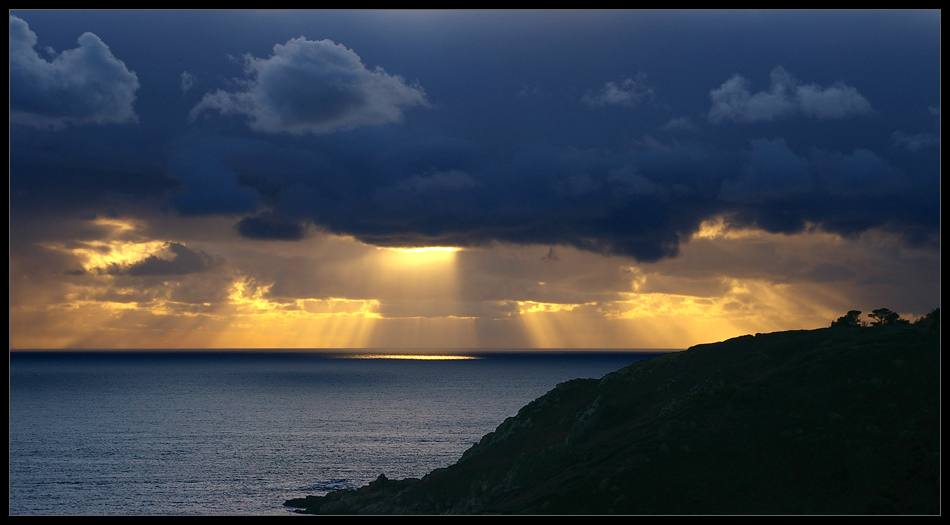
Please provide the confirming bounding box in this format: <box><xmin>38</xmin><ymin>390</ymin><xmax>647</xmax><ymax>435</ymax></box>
<box><xmin>236</xmin><ymin>212</ymin><xmax>309</xmax><ymax>241</ymax></box>
<box><xmin>719</xmin><ymin>138</ymin><xmax>812</xmax><ymax>203</ymax></box>
<box><xmin>243</xmin><ymin>136</ymin><xmax>722</xmax><ymax>261</ymax></box>
<box><xmin>115</xmin><ymin>242</ymin><xmax>220</xmax><ymax>276</ymax></box>
<box><xmin>189</xmin><ymin>36</ymin><xmax>429</xmax><ymax>134</ymax></box>
<box><xmin>9</xmin><ymin>15</ymin><xmax>140</xmax><ymax>129</ymax></box>
<box><xmin>660</xmin><ymin>116</ymin><xmax>697</xmax><ymax>132</ymax></box>
<box><xmin>395</xmin><ymin>170</ymin><xmax>479</xmax><ymax>194</ymax></box>
<box><xmin>796</xmin><ymin>82</ymin><xmax>873</xmax><ymax>119</ymax></box>
<box><xmin>168</xmin><ymin>122</ymin><xmax>935</xmax><ymax>262</ymax></box>
<box><xmin>708</xmin><ymin>66</ymin><xmax>870</xmax><ymax>124</ymax></box>
<box><xmin>606</xmin><ymin>167</ymin><xmax>667</xmax><ymax>199</ymax></box>
<box><xmin>179</xmin><ymin>71</ymin><xmax>196</xmax><ymax>94</ymax></box>
<box><xmin>803</xmin><ymin>262</ymin><xmax>856</xmax><ymax>283</ymax></box>
<box><xmin>891</xmin><ymin>131</ymin><xmax>938</xmax><ymax>151</ymax></box>
<box><xmin>891</xmin><ymin>105</ymin><xmax>940</xmax><ymax>151</ymax></box>
<box><xmin>165</xmin><ymin>137</ymin><xmax>260</xmax><ymax>216</ymax></box>
<box><xmin>714</xmin><ymin>141</ymin><xmax>931</xmax><ymax>241</ymax></box>
<box><xmin>813</xmin><ymin>148</ymin><xmax>899</xmax><ymax>196</ymax></box>
<box><xmin>582</xmin><ymin>72</ymin><xmax>655</xmax><ymax>108</ymax></box>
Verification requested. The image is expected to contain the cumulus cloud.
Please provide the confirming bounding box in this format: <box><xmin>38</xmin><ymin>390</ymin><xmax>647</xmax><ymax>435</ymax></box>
<box><xmin>9</xmin><ymin>15</ymin><xmax>140</xmax><ymax>129</ymax></box>
<box><xmin>796</xmin><ymin>82</ymin><xmax>873</xmax><ymax>119</ymax></box>
<box><xmin>582</xmin><ymin>72</ymin><xmax>655</xmax><ymax>108</ymax></box>
<box><xmin>708</xmin><ymin>69</ymin><xmax>796</xmax><ymax>123</ymax></box>
<box><xmin>708</xmin><ymin>66</ymin><xmax>870</xmax><ymax>124</ymax></box>
<box><xmin>189</xmin><ymin>36</ymin><xmax>429</xmax><ymax>134</ymax></box>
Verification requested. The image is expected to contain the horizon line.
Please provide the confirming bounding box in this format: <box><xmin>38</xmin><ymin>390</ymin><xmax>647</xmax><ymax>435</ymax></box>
<box><xmin>9</xmin><ymin>347</ymin><xmax>683</xmax><ymax>354</ymax></box>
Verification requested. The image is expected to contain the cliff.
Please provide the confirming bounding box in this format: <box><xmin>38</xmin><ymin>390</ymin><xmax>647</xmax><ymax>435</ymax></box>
<box><xmin>285</xmin><ymin>323</ymin><xmax>940</xmax><ymax>514</ymax></box>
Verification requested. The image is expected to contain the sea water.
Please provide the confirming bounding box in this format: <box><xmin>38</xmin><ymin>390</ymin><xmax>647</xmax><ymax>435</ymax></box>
<box><xmin>9</xmin><ymin>350</ymin><xmax>662</xmax><ymax>515</ymax></box>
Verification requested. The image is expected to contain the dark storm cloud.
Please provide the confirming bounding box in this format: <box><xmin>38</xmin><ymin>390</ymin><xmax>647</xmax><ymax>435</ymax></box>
<box><xmin>236</xmin><ymin>213</ymin><xmax>309</xmax><ymax>241</ymax></box>
<box><xmin>710</xmin><ymin>134</ymin><xmax>935</xmax><ymax>241</ymax></box>
<box><xmin>394</xmin><ymin>170</ymin><xmax>479</xmax><ymax>194</ymax></box>
<box><xmin>166</xmin><ymin>141</ymin><xmax>260</xmax><ymax>216</ymax></box>
<box><xmin>813</xmin><ymin>148</ymin><xmax>899</xmax><ymax>197</ymax></box>
<box><xmin>171</xmin><ymin>114</ymin><xmax>935</xmax><ymax>261</ymax></box>
<box><xmin>8</xmin><ymin>10</ymin><xmax>940</xmax><ymax>264</ymax></box>
<box><xmin>189</xmin><ymin>36</ymin><xmax>429</xmax><ymax>135</ymax></box>
<box><xmin>719</xmin><ymin>138</ymin><xmax>812</xmax><ymax>203</ymax></box>
<box><xmin>9</xmin><ymin>15</ymin><xmax>140</xmax><ymax>129</ymax></box>
<box><xmin>107</xmin><ymin>242</ymin><xmax>220</xmax><ymax>276</ymax></box>
<box><xmin>192</xmin><ymin>132</ymin><xmax>730</xmax><ymax>262</ymax></box>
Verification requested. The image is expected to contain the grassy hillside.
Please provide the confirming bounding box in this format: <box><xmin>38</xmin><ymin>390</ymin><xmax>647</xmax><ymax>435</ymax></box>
<box><xmin>286</xmin><ymin>322</ymin><xmax>940</xmax><ymax>514</ymax></box>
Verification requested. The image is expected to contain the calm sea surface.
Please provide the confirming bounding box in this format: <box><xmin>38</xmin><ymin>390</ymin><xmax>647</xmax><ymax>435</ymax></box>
<box><xmin>9</xmin><ymin>350</ymin><xmax>664</xmax><ymax>515</ymax></box>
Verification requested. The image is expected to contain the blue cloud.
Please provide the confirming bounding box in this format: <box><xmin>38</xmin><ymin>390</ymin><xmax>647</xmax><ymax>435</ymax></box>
<box><xmin>9</xmin><ymin>15</ymin><xmax>140</xmax><ymax>129</ymax></box>
<box><xmin>582</xmin><ymin>72</ymin><xmax>655</xmax><ymax>109</ymax></box>
<box><xmin>708</xmin><ymin>67</ymin><xmax>871</xmax><ymax>124</ymax></box>
<box><xmin>189</xmin><ymin>36</ymin><xmax>429</xmax><ymax>135</ymax></box>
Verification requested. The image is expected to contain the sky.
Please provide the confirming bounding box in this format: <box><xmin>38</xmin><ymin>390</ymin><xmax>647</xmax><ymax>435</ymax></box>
<box><xmin>9</xmin><ymin>10</ymin><xmax>941</xmax><ymax>351</ymax></box>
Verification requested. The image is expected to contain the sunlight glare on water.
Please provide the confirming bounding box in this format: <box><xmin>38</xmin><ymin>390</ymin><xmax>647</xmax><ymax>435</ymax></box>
<box><xmin>341</xmin><ymin>354</ymin><xmax>481</xmax><ymax>360</ymax></box>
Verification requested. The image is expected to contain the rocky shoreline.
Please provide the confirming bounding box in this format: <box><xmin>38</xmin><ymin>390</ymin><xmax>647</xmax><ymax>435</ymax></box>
<box><xmin>285</xmin><ymin>322</ymin><xmax>940</xmax><ymax>514</ymax></box>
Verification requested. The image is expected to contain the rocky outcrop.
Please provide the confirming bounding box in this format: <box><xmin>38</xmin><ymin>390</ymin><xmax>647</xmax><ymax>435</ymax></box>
<box><xmin>285</xmin><ymin>323</ymin><xmax>940</xmax><ymax>514</ymax></box>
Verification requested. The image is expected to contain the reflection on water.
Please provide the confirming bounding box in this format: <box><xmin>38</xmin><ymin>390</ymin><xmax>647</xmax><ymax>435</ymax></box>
<box><xmin>340</xmin><ymin>354</ymin><xmax>482</xmax><ymax>360</ymax></box>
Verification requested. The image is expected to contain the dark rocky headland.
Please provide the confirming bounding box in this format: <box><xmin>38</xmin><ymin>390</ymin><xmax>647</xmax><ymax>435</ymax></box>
<box><xmin>285</xmin><ymin>318</ymin><xmax>940</xmax><ymax>514</ymax></box>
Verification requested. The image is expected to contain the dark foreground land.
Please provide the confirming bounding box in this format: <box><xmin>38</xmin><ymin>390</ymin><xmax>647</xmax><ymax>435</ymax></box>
<box><xmin>285</xmin><ymin>322</ymin><xmax>940</xmax><ymax>514</ymax></box>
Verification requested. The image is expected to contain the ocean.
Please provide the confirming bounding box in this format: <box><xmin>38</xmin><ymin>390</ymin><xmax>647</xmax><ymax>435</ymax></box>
<box><xmin>9</xmin><ymin>350</ymin><xmax>664</xmax><ymax>515</ymax></box>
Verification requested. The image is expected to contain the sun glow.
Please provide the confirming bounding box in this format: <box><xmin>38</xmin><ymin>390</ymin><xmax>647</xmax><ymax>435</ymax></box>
<box><xmin>509</xmin><ymin>296</ymin><xmax>604</xmax><ymax>348</ymax></box>
<box><xmin>38</xmin><ymin>217</ymin><xmax>176</xmax><ymax>274</ymax></box>
<box><xmin>14</xmin><ymin>222</ymin><xmax>892</xmax><ymax>351</ymax></box>
<box><xmin>44</xmin><ymin>239</ymin><xmax>171</xmax><ymax>274</ymax></box>
<box><xmin>516</xmin><ymin>300</ymin><xmax>589</xmax><ymax>314</ymax></box>
<box><xmin>370</xmin><ymin>245</ymin><xmax>463</xmax><ymax>300</ymax></box>
<box><xmin>692</xmin><ymin>216</ymin><xmax>764</xmax><ymax>241</ymax></box>
<box><xmin>377</xmin><ymin>246</ymin><xmax>462</xmax><ymax>270</ymax></box>
<box><xmin>385</xmin><ymin>246</ymin><xmax>461</xmax><ymax>253</ymax></box>
<box><xmin>227</xmin><ymin>279</ymin><xmax>383</xmax><ymax>319</ymax></box>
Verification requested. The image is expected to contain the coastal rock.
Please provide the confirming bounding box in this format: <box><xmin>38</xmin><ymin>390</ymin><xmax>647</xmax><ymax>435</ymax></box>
<box><xmin>285</xmin><ymin>323</ymin><xmax>940</xmax><ymax>514</ymax></box>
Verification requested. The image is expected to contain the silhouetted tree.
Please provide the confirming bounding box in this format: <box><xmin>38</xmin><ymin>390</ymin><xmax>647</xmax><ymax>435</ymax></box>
<box><xmin>914</xmin><ymin>308</ymin><xmax>940</xmax><ymax>331</ymax></box>
<box><xmin>868</xmin><ymin>308</ymin><xmax>908</xmax><ymax>326</ymax></box>
<box><xmin>830</xmin><ymin>310</ymin><xmax>863</xmax><ymax>328</ymax></box>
